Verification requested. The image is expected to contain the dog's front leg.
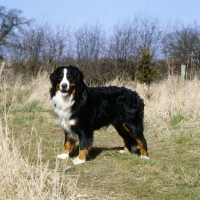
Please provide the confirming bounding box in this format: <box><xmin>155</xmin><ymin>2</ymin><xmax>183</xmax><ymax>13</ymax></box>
<box><xmin>73</xmin><ymin>133</ymin><xmax>93</xmax><ymax>165</ymax></box>
<box><xmin>73</xmin><ymin>149</ymin><xmax>89</xmax><ymax>165</ymax></box>
<box><xmin>57</xmin><ymin>137</ymin><xmax>75</xmax><ymax>159</ymax></box>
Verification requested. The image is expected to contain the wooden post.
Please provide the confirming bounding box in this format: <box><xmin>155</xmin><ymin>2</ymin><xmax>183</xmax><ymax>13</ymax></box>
<box><xmin>181</xmin><ymin>65</ymin><xmax>186</xmax><ymax>79</ymax></box>
<box><xmin>0</xmin><ymin>62</ymin><xmax>5</xmax><ymax>80</ymax></box>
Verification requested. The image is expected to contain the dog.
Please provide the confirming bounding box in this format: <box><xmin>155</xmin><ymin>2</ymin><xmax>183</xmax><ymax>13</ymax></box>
<box><xmin>50</xmin><ymin>65</ymin><xmax>149</xmax><ymax>164</ymax></box>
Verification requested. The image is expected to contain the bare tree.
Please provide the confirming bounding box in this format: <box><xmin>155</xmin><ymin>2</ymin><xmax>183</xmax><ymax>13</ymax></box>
<box><xmin>162</xmin><ymin>21</ymin><xmax>200</xmax><ymax>70</ymax></box>
<box><xmin>75</xmin><ymin>24</ymin><xmax>106</xmax><ymax>62</ymax></box>
<box><xmin>108</xmin><ymin>17</ymin><xmax>163</xmax><ymax>78</ymax></box>
<box><xmin>136</xmin><ymin>17</ymin><xmax>163</xmax><ymax>58</ymax></box>
<box><xmin>162</xmin><ymin>21</ymin><xmax>200</xmax><ymax>78</ymax></box>
<box><xmin>0</xmin><ymin>6</ymin><xmax>30</xmax><ymax>55</ymax></box>
<box><xmin>8</xmin><ymin>22</ymin><xmax>72</xmax><ymax>74</ymax></box>
<box><xmin>108</xmin><ymin>21</ymin><xmax>137</xmax><ymax>62</ymax></box>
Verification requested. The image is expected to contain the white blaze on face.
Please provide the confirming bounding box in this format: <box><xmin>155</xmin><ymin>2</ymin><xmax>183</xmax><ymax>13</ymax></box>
<box><xmin>60</xmin><ymin>68</ymin><xmax>70</xmax><ymax>96</ymax></box>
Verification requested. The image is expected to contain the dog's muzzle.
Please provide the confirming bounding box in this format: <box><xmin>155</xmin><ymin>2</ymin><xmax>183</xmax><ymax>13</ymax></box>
<box><xmin>61</xmin><ymin>83</ymin><xmax>69</xmax><ymax>96</ymax></box>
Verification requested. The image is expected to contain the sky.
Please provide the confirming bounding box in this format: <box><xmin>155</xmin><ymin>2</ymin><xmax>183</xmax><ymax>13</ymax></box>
<box><xmin>1</xmin><ymin>0</ymin><xmax>200</xmax><ymax>31</ymax></box>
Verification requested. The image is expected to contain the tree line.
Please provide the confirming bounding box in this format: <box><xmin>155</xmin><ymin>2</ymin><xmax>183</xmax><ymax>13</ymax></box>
<box><xmin>1</xmin><ymin>5</ymin><xmax>200</xmax><ymax>84</ymax></box>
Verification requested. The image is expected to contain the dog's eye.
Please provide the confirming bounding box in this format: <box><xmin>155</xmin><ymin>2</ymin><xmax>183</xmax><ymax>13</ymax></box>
<box><xmin>58</xmin><ymin>74</ymin><xmax>63</xmax><ymax>80</ymax></box>
<box><xmin>67</xmin><ymin>74</ymin><xmax>70</xmax><ymax>78</ymax></box>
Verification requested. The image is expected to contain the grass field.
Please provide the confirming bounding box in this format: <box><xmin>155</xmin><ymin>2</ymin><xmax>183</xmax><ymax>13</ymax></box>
<box><xmin>0</xmin><ymin>74</ymin><xmax>200</xmax><ymax>199</ymax></box>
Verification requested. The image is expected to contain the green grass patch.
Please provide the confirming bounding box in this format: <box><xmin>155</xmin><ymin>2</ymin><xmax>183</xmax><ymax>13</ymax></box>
<box><xmin>170</xmin><ymin>113</ymin><xmax>185</xmax><ymax>129</ymax></box>
<box><xmin>12</xmin><ymin>101</ymin><xmax>54</xmax><ymax>128</ymax></box>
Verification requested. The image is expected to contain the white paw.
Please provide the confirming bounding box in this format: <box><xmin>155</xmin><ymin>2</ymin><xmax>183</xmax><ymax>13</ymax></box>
<box><xmin>73</xmin><ymin>157</ymin><xmax>86</xmax><ymax>165</ymax></box>
<box><xmin>119</xmin><ymin>150</ymin><xmax>125</xmax><ymax>153</ymax></box>
<box><xmin>57</xmin><ymin>153</ymin><xmax>69</xmax><ymax>159</ymax></box>
<box><xmin>141</xmin><ymin>155</ymin><xmax>150</xmax><ymax>160</ymax></box>
<box><xmin>131</xmin><ymin>145</ymin><xmax>139</xmax><ymax>153</ymax></box>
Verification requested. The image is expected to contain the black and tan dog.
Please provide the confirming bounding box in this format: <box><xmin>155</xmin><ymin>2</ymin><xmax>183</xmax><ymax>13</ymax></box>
<box><xmin>50</xmin><ymin>65</ymin><xmax>149</xmax><ymax>164</ymax></box>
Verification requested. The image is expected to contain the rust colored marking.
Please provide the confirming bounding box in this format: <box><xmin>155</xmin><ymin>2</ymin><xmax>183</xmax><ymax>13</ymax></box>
<box><xmin>135</xmin><ymin>139</ymin><xmax>148</xmax><ymax>157</ymax></box>
<box><xmin>56</xmin><ymin>84</ymin><xmax>60</xmax><ymax>91</ymax></box>
<box><xmin>72</xmin><ymin>88</ymin><xmax>76</xmax><ymax>96</ymax></box>
<box><xmin>70</xmin><ymin>83</ymin><xmax>76</xmax><ymax>96</ymax></box>
<box><xmin>123</xmin><ymin>146</ymin><xmax>130</xmax><ymax>152</ymax></box>
<box><xmin>70</xmin><ymin>83</ymin><xmax>76</xmax><ymax>89</ymax></box>
<box><xmin>78</xmin><ymin>149</ymin><xmax>89</xmax><ymax>160</ymax></box>
<box><xmin>63</xmin><ymin>139</ymin><xmax>76</xmax><ymax>154</ymax></box>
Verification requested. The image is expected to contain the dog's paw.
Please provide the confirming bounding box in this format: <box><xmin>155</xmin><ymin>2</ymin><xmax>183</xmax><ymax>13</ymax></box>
<box><xmin>57</xmin><ymin>153</ymin><xmax>69</xmax><ymax>159</ymax></box>
<box><xmin>73</xmin><ymin>157</ymin><xmax>86</xmax><ymax>165</ymax></box>
<box><xmin>119</xmin><ymin>148</ymin><xmax>129</xmax><ymax>153</ymax></box>
<box><xmin>141</xmin><ymin>155</ymin><xmax>150</xmax><ymax>160</ymax></box>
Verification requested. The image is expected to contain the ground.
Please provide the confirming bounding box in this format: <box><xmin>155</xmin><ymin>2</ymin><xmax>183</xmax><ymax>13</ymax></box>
<box><xmin>1</xmin><ymin>77</ymin><xmax>200</xmax><ymax>199</ymax></box>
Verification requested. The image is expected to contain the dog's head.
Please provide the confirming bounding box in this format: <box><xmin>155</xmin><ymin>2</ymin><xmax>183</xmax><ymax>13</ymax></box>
<box><xmin>50</xmin><ymin>65</ymin><xmax>84</xmax><ymax>97</ymax></box>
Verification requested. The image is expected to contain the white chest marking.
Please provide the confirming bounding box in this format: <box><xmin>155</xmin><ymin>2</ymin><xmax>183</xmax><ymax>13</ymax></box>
<box><xmin>52</xmin><ymin>91</ymin><xmax>76</xmax><ymax>137</ymax></box>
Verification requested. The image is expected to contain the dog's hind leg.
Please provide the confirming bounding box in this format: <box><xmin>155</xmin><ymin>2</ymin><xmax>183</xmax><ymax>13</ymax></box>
<box><xmin>122</xmin><ymin>123</ymin><xmax>149</xmax><ymax>159</ymax></box>
<box><xmin>113</xmin><ymin>123</ymin><xmax>138</xmax><ymax>153</ymax></box>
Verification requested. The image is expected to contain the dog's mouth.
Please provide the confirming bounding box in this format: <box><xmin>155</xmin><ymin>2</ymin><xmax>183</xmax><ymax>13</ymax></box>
<box><xmin>61</xmin><ymin>90</ymin><xmax>69</xmax><ymax>97</ymax></box>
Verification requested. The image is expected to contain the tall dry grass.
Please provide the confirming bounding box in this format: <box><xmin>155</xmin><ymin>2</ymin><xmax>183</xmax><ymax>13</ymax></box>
<box><xmin>0</xmin><ymin>121</ymin><xmax>83</xmax><ymax>199</ymax></box>
<box><xmin>140</xmin><ymin>76</ymin><xmax>200</xmax><ymax>126</ymax></box>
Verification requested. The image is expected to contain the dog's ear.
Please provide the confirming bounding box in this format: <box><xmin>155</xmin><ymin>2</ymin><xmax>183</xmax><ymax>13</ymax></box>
<box><xmin>74</xmin><ymin>68</ymin><xmax>85</xmax><ymax>98</ymax></box>
<box><xmin>50</xmin><ymin>71</ymin><xmax>56</xmax><ymax>84</ymax></box>
<box><xmin>77</xmin><ymin>70</ymin><xmax>84</xmax><ymax>83</ymax></box>
<box><xmin>72</xmin><ymin>66</ymin><xmax>84</xmax><ymax>84</ymax></box>
<box><xmin>49</xmin><ymin>70</ymin><xmax>57</xmax><ymax>98</ymax></box>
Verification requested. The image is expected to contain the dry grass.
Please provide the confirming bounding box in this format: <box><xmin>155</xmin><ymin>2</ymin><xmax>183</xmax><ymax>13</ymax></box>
<box><xmin>0</xmin><ymin>119</ymin><xmax>85</xmax><ymax>199</ymax></box>
<box><xmin>0</xmin><ymin>73</ymin><xmax>200</xmax><ymax>199</ymax></box>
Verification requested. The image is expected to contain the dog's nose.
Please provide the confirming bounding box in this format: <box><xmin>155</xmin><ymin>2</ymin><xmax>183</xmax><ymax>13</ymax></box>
<box><xmin>61</xmin><ymin>83</ymin><xmax>68</xmax><ymax>89</ymax></box>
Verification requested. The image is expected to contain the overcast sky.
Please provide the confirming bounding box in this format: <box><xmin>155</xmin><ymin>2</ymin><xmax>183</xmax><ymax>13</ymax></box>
<box><xmin>1</xmin><ymin>0</ymin><xmax>200</xmax><ymax>31</ymax></box>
